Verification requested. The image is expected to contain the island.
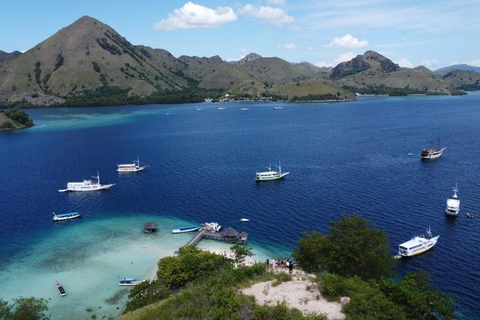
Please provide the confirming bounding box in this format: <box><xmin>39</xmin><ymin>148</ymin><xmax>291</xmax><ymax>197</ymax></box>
<box><xmin>0</xmin><ymin>109</ymin><xmax>34</xmax><ymax>131</ymax></box>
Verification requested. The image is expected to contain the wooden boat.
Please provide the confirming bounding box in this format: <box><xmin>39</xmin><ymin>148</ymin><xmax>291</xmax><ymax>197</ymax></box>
<box><xmin>117</xmin><ymin>156</ymin><xmax>149</xmax><ymax>172</ymax></box>
<box><xmin>56</xmin><ymin>281</ymin><xmax>66</xmax><ymax>296</ymax></box>
<box><xmin>119</xmin><ymin>278</ymin><xmax>145</xmax><ymax>286</ymax></box>
<box><xmin>171</xmin><ymin>225</ymin><xmax>201</xmax><ymax>234</ymax></box>
<box><xmin>53</xmin><ymin>212</ymin><xmax>81</xmax><ymax>221</ymax></box>
<box><xmin>421</xmin><ymin>138</ymin><xmax>446</xmax><ymax>160</ymax></box>
<box><xmin>255</xmin><ymin>162</ymin><xmax>289</xmax><ymax>182</ymax></box>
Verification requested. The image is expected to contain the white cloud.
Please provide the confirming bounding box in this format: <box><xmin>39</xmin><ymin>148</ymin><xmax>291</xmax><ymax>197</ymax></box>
<box><xmin>395</xmin><ymin>58</ymin><xmax>414</xmax><ymax>68</ymax></box>
<box><xmin>334</xmin><ymin>52</ymin><xmax>356</xmax><ymax>65</ymax></box>
<box><xmin>266</xmin><ymin>0</ymin><xmax>286</xmax><ymax>5</ymax></box>
<box><xmin>468</xmin><ymin>59</ymin><xmax>480</xmax><ymax>67</ymax></box>
<box><xmin>239</xmin><ymin>4</ymin><xmax>294</xmax><ymax>26</ymax></box>
<box><xmin>327</xmin><ymin>34</ymin><xmax>369</xmax><ymax>49</ymax></box>
<box><xmin>315</xmin><ymin>61</ymin><xmax>332</xmax><ymax>67</ymax></box>
<box><xmin>420</xmin><ymin>59</ymin><xmax>439</xmax><ymax>68</ymax></box>
<box><xmin>276</xmin><ymin>43</ymin><xmax>297</xmax><ymax>50</ymax></box>
<box><xmin>153</xmin><ymin>2</ymin><xmax>237</xmax><ymax>30</ymax></box>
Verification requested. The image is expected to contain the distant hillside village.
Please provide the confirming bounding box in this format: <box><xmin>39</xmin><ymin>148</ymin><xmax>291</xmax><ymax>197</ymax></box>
<box><xmin>0</xmin><ymin>15</ymin><xmax>479</xmax><ymax>108</ymax></box>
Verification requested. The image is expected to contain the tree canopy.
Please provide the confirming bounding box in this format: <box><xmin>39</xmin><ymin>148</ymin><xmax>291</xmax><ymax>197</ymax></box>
<box><xmin>0</xmin><ymin>297</ymin><xmax>49</xmax><ymax>320</ymax></box>
<box><xmin>293</xmin><ymin>214</ymin><xmax>396</xmax><ymax>280</ymax></box>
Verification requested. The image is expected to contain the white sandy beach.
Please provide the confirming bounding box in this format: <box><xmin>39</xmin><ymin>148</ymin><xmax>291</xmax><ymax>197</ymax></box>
<box><xmin>196</xmin><ymin>242</ymin><xmax>345</xmax><ymax>320</ymax></box>
<box><xmin>241</xmin><ymin>269</ymin><xmax>345</xmax><ymax>320</ymax></box>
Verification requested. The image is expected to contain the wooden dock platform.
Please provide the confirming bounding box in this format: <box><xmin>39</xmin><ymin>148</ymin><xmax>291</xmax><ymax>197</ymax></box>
<box><xmin>182</xmin><ymin>227</ymin><xmax>248</xmax><ymax>248</ymax></box>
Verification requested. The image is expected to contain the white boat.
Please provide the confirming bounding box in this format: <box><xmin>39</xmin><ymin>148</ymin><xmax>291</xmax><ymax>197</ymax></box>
<box><xmin>58</xmin><ymin>171</ymin><xmax>115</xmax><ymax>192</ymax></box>
<box><xmin>202</xmin><ymin>222</ymin><xmax>222</xmax><ymax>232</ymax></box>
<box><xmin>421</xmin><ymin>138</ymin><xmax>446</xmax><ymax>160</ymax></box>
<box><xmin>171</xmin><ymin>225</ymin><xmax>201</xmax><ymax>234</ymax></box>
<box><xmin>273</xmin><ymin>106</ymin><xmax>283</xmax><ymax>110</ymax></box>
<box><xmin>117</xmin><ymin>156</ymin><xmax>148</xmax><ymax>172</ymax></box>
<box><xmin>218</xmin><ymin>107</ymin><xmax>226</xmax><ymax>110</ymax></box>
<box><xmin>241</xmin><ymin>108</ymin><xmax>249</xmax><ymax>111</ymax></box>
<box><xmin>119</xmin><ymin>278</ymin><xmax>145</xmax><ymax>286</ymax></box>
<box><xmin>394</xmin><ymin>227</ymin><xmax>439</xmax><ymax>258</ymax></box>
<box><xmin>53</xmin><ymin>212</ymin><xmax>81</xmax><ymax>221</ymax></box>
<box><xmin>255</xmin><ymin>162</ymin><xmax>289</xmax><ymax>182</ymax></box>
<box><xmin>56</xmin><ymin>281</ymin><xmax>66</xmax><ymax>296</ymax></box>
<box><xmin>445</xmin><ymin>184</ymin><xmax>460</xmax><ymax>216</ymax></box>
<box><xmin>240</xmin><ymin>218</ymin><xmax>249</xmax><ymax>222</ymax></box>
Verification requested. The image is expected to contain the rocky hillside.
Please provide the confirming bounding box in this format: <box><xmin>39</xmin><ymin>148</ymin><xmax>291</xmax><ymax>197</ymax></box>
<box><xmin>0</xmin><ymin>16</ymin><xmax>470</xmax><ymax>107</ymax></box>
<box><xmin>0</xmin><ymin>50</ymin><xmax>22</xmax><ymax>68</ymax></box>
<box><xmin>329</xmin><ymin>51</ymin><xmax>464</xmax><ymax>95</ymax></box>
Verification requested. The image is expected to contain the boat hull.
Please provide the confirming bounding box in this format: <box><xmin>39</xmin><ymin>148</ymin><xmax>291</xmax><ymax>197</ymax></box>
<box><xmin>255</xmin><ymin>172</ymin><xmax>289</xmax><ymax>182</ymax></box>
<box><xmin>171</xmin><ymin>226</ymin><xmax>200</xmax><ymax>234</ymax></box>
<box><xmin>53</xmin><ymin>212</ymin><xmax>81</xmax><ymax>221</ymax></box>
<box><xmin>421</xmin><ymin>147</ymin><xmax>446</xmax><ymax>159</ymax></box>
<box><xmin>64</xmin><ymin>184</ymin><xmax>115</xmax><ymax>192</ymax></box>
<box><xmin>397</xmin><ymin>235</ymin><xmax>439</xmax><ymax>257</ymax></box>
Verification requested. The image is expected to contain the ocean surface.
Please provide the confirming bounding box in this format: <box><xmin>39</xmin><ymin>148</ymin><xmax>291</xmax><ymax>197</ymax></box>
<box><xmin>1</xmin><ymin>92</ymin><xmax>480</xmax><ymax>319</ymax></box>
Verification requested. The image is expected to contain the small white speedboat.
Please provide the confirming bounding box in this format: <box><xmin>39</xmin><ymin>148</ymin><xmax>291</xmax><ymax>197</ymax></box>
<box><xmin>240</xmin><ymin>218</ymin><xmax>249</xmax><ymax>222</ymax></box>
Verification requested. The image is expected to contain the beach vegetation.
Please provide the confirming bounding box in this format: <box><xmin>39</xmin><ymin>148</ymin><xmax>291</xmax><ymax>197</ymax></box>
<box><xmin>321</xmin><ymin>271</ymin><xmax>455</xmax><ymax>320</ymax></box>
<box><xmin>122</xmin><ymin>246</ymin><xmax>329</xmax><ymax>320</ymax></box>
<box><xmin>0</xmin><ymin>297</ymin><xmax>49</xmax><ymax>320</ymax></box>
<box><xmin>292</xmin><ymin>214</ymin><xmax>396</xmax><ymax>280</ymax></box>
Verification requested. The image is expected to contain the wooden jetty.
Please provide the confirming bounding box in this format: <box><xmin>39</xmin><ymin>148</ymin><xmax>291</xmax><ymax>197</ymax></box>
<box><xmin>183</xmin><ymin>226</ymin><xmax>248</xmax><ymax>248</ymax></box>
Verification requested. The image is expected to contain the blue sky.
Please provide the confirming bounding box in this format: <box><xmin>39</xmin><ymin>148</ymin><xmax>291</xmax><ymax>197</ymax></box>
<box><xmin>1</xmin><ymin>0</ymin><xmax>479</xmax><ymax>70</ymax></box>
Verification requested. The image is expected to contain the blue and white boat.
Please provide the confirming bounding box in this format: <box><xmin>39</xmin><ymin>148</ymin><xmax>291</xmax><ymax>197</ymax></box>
<box><xmin>53</xmin><ymin>212</ymin><xmax>81</xmax><ymax>221</ymax></box>
<box><xmin>171</xmin><ymin>225</ymin><xmax>201</xmax><ymax>234</ymax></box>
<box><xmin>119</xmin><ymin>278</ymin><xmax>145</xmax><ymax>286</ymax></box>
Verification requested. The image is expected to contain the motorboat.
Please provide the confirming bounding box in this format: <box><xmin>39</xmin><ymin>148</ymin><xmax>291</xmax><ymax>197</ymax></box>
<box><xmin>241</xmin><ymin>108</ymin><xmax>249</xmax><ymax>111</ymax></box>
<box><xmin>53</xmin><ymin>212</ymin><xmax>81</xmax><ymax>221</ymax></box>
<box><xmin>117</xmin><ymin>156</ymin><xmax>148</xmax><ymax>172</ymax></box>
<box><xmin>56</xmin><ymin>281</ymin><xmax>66</xmax><ymax>296</ymax></box>
<box><xmin>467</xmin><ymin>213</ymin><xmax>474</xmax><ymax>218</ymax></box>
<box><xmin>119</xmin><ymin>278</ymin><xmax>145</xmax><ymax>286</ymax></box>
<box><xmin>171</xmin><ymin>225</ymin><xmax>201</xmax><ymax>234</ymax></box>
<box><xmin>273</xmin><ymin>106</ymin><xmax>283</xmax><ymax>110</ymax></box>
<box><xmin>240</xmin><ymin>218</ymin><xmax>249</xmax><ymax>222</ymax></box>
<box><xmin>394</xmin><ymin>227</ymin><xmax>439</xmax><ymax>258</ymax></box>
<box><xmin>255</xmin><ymin>162</ymin><xmax>289</xmax><ymax>182</ymax></box>
<box><xmin>421</xmin><ymin>138</ymin><xmax>446</xmax><ymax>160</ymax></box>
<box><xmin>202</xmin><ymin>222</ymin><xmax>222</xmax><ymax>232</ymax></box>
<box><xmin>58</xmin><ymin>171</ymin><xmax>115</xmax><ymax>192</ymax></box>
<box><xmin>446</xmin><ymin>184</ymin><xmax>460</xmax><ymax>216</ymax></box>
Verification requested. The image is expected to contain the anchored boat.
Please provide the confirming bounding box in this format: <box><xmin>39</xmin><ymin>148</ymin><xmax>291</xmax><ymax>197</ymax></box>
<box><xmin>119</xmin><ymin>278</ymin><xmax>145</xmax><ymax>286</ymax></box>
<box><xmin>421</xmin><ymin>138</ymin><xmax>446</xmax><ymax>160</ymax></box>
<box><xmin>446</xmin><ymin>184</ymin><xmax>460</xmax><ymax>216</ymax></box>
<box><xmin>255</xmin><ymin>162</ymin><xmax>289</xmax><ymax>181</ymax></box>
<box><xmin>56</xmin><ymin>281</ymin><xmax>66</xmax><ymax>296</ymax></box>
<box><xmin>394</xmin><ymin>227</ymin><xmax>439</xmax><ymax>258</ymax></box>
<box><xmin>171</xmin><ymin>225</ymin><xmax>201</xmax><ymax>234</ymax></box>
<box><xmin>52</xmin><ymin>212</ymin><xmax>81</xmax><ymax>221</ymax></box>
<box><xmin>117</xmin><ymin>156</ymin><xmax>149</xmax><ymax>173</ymax></box>
<box><xmin>58</xmin><ymin>171</ymin><xmax>115</xmax><ymax>192</ymax></box>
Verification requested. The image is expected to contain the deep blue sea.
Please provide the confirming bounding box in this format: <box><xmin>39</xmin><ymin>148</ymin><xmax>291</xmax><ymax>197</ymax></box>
<box><xmin>1</xmin><ymin>92</ymin><xmax>480</xmax><ymax>319</ymax></box>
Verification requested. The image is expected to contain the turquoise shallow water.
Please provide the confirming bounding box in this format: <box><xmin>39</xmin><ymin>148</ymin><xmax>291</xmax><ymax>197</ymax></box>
<box><xmin>0</xmin><ymin>214</ymin><xmax>280</xmax><ymax>319</ymax></box>
<box><xmin>2</xmin><ymin>94</ymin><xmax>480</xmax><ymax>319</ymax></box>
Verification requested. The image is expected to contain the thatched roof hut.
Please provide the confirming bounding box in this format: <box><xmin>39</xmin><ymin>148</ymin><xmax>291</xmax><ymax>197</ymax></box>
<box><xmin>223</xmin><ymin>227</ymin><xmax>239</xmax><ymax>242</ymax></box>
<box><xmin>143</xmin><ymin>221</ymin><xmax>158</xmax><ymax>233</ymax></box>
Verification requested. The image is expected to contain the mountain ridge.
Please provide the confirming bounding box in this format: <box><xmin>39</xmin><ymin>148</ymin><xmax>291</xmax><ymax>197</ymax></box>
<box><xmin>0</xmin><ymin>16</ymin><xmax>471</xmax><ymax>107</ymax></box>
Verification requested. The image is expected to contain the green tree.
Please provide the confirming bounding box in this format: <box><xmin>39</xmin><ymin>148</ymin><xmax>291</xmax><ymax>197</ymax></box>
<box><xmin>293</xmin><ymin>215</ymin><xmax>396</xmax><ymax>280</ymax></box>
<box><xmin>0</xmin><ymin>297</ymin><xmax>49</xmax><ymax>320</ymax></box>
<box><xmin>230</xmin><ymin>243</ymin><xmax>253</xmax><ymax>267</ymax></box>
